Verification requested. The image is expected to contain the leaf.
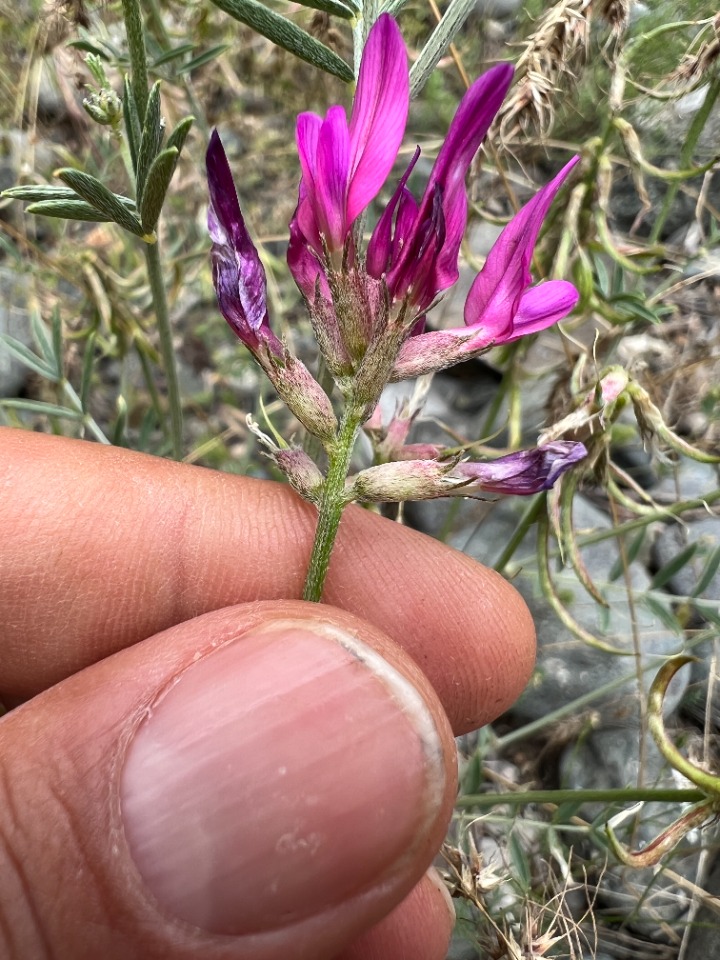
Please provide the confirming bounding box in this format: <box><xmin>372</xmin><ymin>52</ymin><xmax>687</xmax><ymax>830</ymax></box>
<box><xmin>166</xmin><ymin>116</ymin><xmax>194</xmax><ymax>156</ymax></box>
<box><xmin>136</xmin><ymin>80</ymin><xmax>164</xmax><ymax>205</ymax></box>
<box><xmin>151</xmin><ymin>43</ymin><xmax>196</xmax><ymax>68</ymax></box>
<box><xmin>25</xmin><ymin>199</ymin><xmax>117</xmax><ymax>222</ymax></box>
<box><xmin>209</xmin><ymin>0</ymin><xmax>353</xmax><ymax>82</ymax></box>
<box><xmin>175</xmin><ymin>44</ymin><xmax>231</xmax><ymax>74</ymax></box>
<box><xmin>6</xmin><ymin>183</ymin><xmax>134</xmax><ymax>209</ymax></box>
<box><xmin>0</xmin><ymin>399</ymin><xmax>84</xmax><ymax>421</ymax></box>
<box><xmin>54</xmin><ymin>168</ymin><xmax>145</xmax><ymax>237</ymax></box>
<box><xmin>139</xmin><ymin>146</ymin><xmax>179</xmax><ymax>233</ymax></box>
<box><xmin>650</xmin><ymin>542</ymin><xmax>699</xmax><ymax>590</ymax></box>
<box><xmin>51</xmin><ymin>307</ymin><xmax>63</xmax><ymax>380</ymax></box>
<box><xmin>31</xmin><ymin>308</ymin><xmax>55</xmax><ymax>368</ymax></box>
<box><xmin>409</xmin><ymin>0</ymin><xmax>477</xmax><ymax>97</ymax></box>
<box><xmin>691</xmin><ymin>544</ymin><xmax>720</xmax><ymax>599</ymax></box>
<box><xmin>123</xmin><ymin>75</ymin><xmax>141</xmax><ymax>173</ymax></box>
<box><xmin>65</xmin><ymin>38</ymin><xmax>111</xmax><ymax>58</ymax></box>
<box><xmin>0</xmin><ymin>334</ymin><xmax>57</xmax><ymax>381</ymax></box>
<box><xmin>641</xmin><ymin>594</ymin><xmax>684</xmax><ymax>636</ymax></box>
<box><xmin>608</xmin><ymin>528</ymin><xmax>647</xmax><ymax>582</ymax></box>
<box><xmin>80</xmin><ymin>332</ymin><xmax>97</xmax><ymax>412</ymax></box>
<box><xmin>290</xmin><ymin>0</ymin><xmax>356</xmax><ymax>19</ymax></box>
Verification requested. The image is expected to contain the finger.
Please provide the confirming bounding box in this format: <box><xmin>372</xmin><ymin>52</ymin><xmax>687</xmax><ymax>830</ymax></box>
<box><xmin>0</xmin><ymin>429</ymin><xmax>535</xmax><ymax>730</ymax></box>
<box><xmin>0</xmin><ymin>603</ymin><xmax>456</xmax><ymax>960</ymax></box>
<box><xmin>336</xmin><ymin>869</ymin><xmax>455</xmax><ymax>960</ymax></box>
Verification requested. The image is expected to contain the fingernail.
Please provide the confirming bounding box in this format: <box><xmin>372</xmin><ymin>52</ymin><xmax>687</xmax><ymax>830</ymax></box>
<box><xmin>120</xmin><ymin>620</ymin><xmax>446</xmax><ymax>935</ymax></box>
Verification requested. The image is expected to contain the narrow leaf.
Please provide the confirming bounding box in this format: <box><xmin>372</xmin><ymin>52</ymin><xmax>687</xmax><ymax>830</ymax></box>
<box><xmin>140</xmin><ymin>147</ymin><xmax>179</xmax><ymax>233</ymax></box>
<box><xmin>650</xmin><ymin>542</ymin><xmax>699</xmax><ymax>590</ymax></box>
<box><xmin>176</xmin><ymin>44</ymin><xmax>231</xmax><ymax>74</ymax></box>
<box><xmin>290</xmin><ymin>0</ymin><xmax>356</xmax><ymax>20</ymax></box>
<box><xmin>608</xmin><ymin>528</ymin><xmax>647</xmax><ymax>582</ymax></box>
<box><xmin>409</xmin><ymin>0</ymin><xmax>477</xmax><ymax>97</ymax></box>
<box><xmin>80</xmin><ymin>332</ymin><xmax>97</xmax><ymax>411</ymax></box>
<box><xmin>0</xmin><ymin>334</ymin><xmax>57</xmax><ymax>381</ymax></box>
<box><xmin>166</xmin><ymin>116</ymin><xmax>194</xmax><ymax>156</ymax></box>
<box><xmin>54</xmin><ymin>169</ymin><xmax>145</xmax><ymax>237</ymax></box>
<box><xmin>66</xmin><ymin>39</ymin><xmax>111</xmax><ymax>58</ymax></box>
<box><xmin>136</xmin><ymin>80</ymin><xmax>164</xmax><ymax>205</ymax></box>
<box><xmin>51</xmin><ymin>307</ymin><xmax>63</xmax><ymax>381</ymax></box>
<box><xmin>691</xmin><ymin>544</ymin><xmax>720</xmax><ymax>599</ymax></box>
<box><xmin>26</xmin><ymin>199</ymin><xmax>116</xmax><ymax>222</ymax></box>
<box><xmin>0</xmin><ymin>399</ymin><xmax>84</xmax><ymax>421</ymax></box>
<box><xmin>31</xmin><ymin>309</ymin><xmax>55</xmax><ymax>367</ymax></box>
<box><xmin>7</xmin><ymin>183</ymin><xmax>134</xmax><ymax>209</ymax></box>
<box><xmin>123</xmin><ymin>75</ymin><xmax>141</xmax><ymax>173</ymax></box>
<box><xmin>641</xmin><ymin>594</ymin><xmax>684</xmax><ymax>636</ymax></box>
<box><xmin>151</xmin><ymin>43</ymin><xmax>196</xmax><ymax>68</ymax></box>
<box><xmin>209</xmin><ymin>0</ymin><xmax>353</xmax><ymax>82</ymax></box>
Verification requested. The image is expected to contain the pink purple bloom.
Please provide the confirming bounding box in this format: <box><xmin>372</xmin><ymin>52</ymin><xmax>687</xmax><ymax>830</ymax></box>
<box><xmin>349</xmin><ymin>441</ymin><xmax>587</xmax><ymax>502</ymax></box>
<box><xmin>293</xmin><ymin>13</ymin><xmax>409</xmax><ymax>260</ymax></box>
<box><xmin>366</xmin><ymin>63</ymin><xmax>514</xmax><ymax>311</ymax></box>
<box><xmin>206</xmin><ymin>129</ymin><xmax>281</xmax><ymax>358</ymax></box>
<box><xmin>391</xmin><ymin>157</ymin><xmax>580</xmax><ymax>380</ymax></box>
<box><xmin>451</xmin><ymin>441</ymin><xmax>587</xmax><ymax>495</ymax></box>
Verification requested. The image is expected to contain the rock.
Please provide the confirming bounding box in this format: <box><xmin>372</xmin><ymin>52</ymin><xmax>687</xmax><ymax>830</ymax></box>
<box><xmin>560</xmin><ymin>729</ymin><xmax>700</xmax><ymax>938</ymax></box>
<box><xmin>681</xmin><ymin>851</ymin><xmax>720</xmax><ymax>956</ymax></box>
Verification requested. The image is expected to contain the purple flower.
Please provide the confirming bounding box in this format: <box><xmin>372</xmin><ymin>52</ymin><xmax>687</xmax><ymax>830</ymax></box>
<box><xmin>462</xmin><ymin>156</ymin><xmax>581</xmax><ymax>344</ymax></box>
<box><xmin>349</xmin><ymin>440</ymin><xmax>587</xmax><ymax>502</ymax></box>
<box><xmin>391</xmin><ymin>157</ymin><xmax>580</xmax><ymax>380</ymax></box>
<box><xmin>452</xmin><ymin>441</ymin><xmax>587</xmax><ymax>495</ymax></box>
<box><xmin>366</xmin><ymin>63</ymin><xmax>514</xmax><ymax>311</ymax></box>
<box><xmin>206</xmin><ymin>129</ymin><xmax>281</xmax><ymax>357</ymax></box>
<box><xmin>293</xmin><ymin>13</ymin><xmax>409</xmax><ymax>259</ymax></box>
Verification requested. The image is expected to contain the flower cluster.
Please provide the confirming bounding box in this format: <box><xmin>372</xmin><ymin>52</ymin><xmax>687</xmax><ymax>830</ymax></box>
<box><xmin>207</xmin><ymin>13</ymin><xmax>586</xmax><ymax>511</ymax></box>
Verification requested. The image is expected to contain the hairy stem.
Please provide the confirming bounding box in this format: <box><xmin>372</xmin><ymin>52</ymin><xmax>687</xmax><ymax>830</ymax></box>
<box><xmin>303</xmin><ymin>408</ymin><xmax>362</xmax><ymax>602</ymax></box>
<box><xmin>145</xmin><ymin>241</ymin><xmax>183</xmax><ymax>459</ymax></box>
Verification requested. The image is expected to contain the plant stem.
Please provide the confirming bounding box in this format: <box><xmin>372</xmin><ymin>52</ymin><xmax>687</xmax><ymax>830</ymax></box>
<box><xmin>649</xmin><ymin>73</ymin><xmax>720</xmax><ymax>244</ymax></box>
<box><xmin>456</xmin><ymin>787</ymin><xmax>705</xmax><ymax>809</ymax></box>
<box><xmin>144</xmin><ymin>241</ymin><xmax>183</xmax><ymax>459</ymax></box>
<box><xmin>121</xmin><ymin>0</ymin><xmax>183</xmax><ymax>459</ymax></box>
<box><xmin>303</xmin><ymin>407</ymin><xmax>362</xmax><ymax>602</ymax></box>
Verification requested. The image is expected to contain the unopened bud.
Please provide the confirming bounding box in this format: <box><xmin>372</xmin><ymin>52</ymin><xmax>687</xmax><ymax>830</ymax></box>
<box><xmin>348</xmin><ymin>459</ymin><xmax>464</xmax><ymax>503</ymax></box>
<box><xmin>83</xmin><ymin>88</ymin><xmax>123</xmax><ymax>126</ymax></box>
<box><xmin>264</xmin><ymin>351</ymin><xmax>338</xmax><ymax>444</ymax></box>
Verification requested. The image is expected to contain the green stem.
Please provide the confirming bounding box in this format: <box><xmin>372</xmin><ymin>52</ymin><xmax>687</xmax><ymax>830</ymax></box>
<box><xmin>121</xmin><ymin>0</ymin><xmax>183</xmax><ymax>459</ymax></box>
<box><xmin>493</xmin><ymin>493</ymin><xmax>544</xmax><ymax>573</ymax></box>
<box><xmin>303</xmin><ymin>408</ymin><xmax>362</xmax><ymax>602</ymax></box>
<box><xmin>144</xmin><ymin>241</ymin><xmax>183</xmax><ymax>459</ymax></box>
<box><xmin>456</xmin><ymin>787</ymin><xmax>705</xmax><ymax>809</ymax></box>
<box><xmin>649</xmin><ymin>73</ymin><xmax>720</xmax><ymax>244</ymax></box>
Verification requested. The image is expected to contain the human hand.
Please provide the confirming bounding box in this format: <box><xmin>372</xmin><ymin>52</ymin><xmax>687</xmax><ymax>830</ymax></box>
<box><xmin>0</xmin><ymin>428</ymin><xmax>535</xmax><ymax>960</ymax></box>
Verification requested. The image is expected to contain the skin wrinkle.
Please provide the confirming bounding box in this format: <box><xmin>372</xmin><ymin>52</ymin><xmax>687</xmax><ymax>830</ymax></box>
<box><xmin>0</xmin><ymin>759</ymin><xmax>55</xmax><ymax>960</ymax></box>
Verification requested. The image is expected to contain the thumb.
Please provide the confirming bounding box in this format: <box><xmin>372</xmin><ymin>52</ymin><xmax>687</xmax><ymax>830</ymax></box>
<box><xmin>0</xmin><ymin>601</ymin><xmax>456</xmax><ymax>960</ymax></box>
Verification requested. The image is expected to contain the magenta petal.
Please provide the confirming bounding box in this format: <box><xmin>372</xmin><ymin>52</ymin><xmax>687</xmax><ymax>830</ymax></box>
<box><xmin>513</xmin><ymin>281</ymin><xmax>579</xmax><ymax>334</ymax></box>
<box><xmin>454</xmin><ymin>441</ymin><xmax>587</xmax><ymax>495</ymax></box>
<box><xmin>464</xmin><ymin>156</ymin><xmax>580</xmax><ymax>327</ymax></box>
<box><xmin>366</xmin><ymin>147</ymin><xmax>420</xmax><ymax>278</ymax></box>
<box><xmin>288</xmin><ymin>206</ymin><xmax>330</xmax><ymax>302</ymax></box>
<box><xmin>314</xmin><ymin>106</ymin><xmax>351</xmax><ymax>249</ymax></box>
<box><xmin>428</xmin><ymin>64</ymin><xmax>514</xmax><ymax>195</ymax></box>
<box><xmin>347</xmin><ymin>13</ymin><xmax>409</xmax><ymax>225</ymax></box>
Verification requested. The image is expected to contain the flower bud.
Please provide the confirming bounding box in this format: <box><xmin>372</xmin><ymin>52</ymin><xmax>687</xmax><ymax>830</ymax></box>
<box><xmin>83</xmin><ymin>89</ymin><xmax>123</xmax><ymax>127</ymax></box>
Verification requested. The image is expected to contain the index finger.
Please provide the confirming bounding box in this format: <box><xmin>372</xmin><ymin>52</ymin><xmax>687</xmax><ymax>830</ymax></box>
<box><xmin>0</xmin><ymin>428</ymin><xmax>534</xmax><ymax>731</ymax></box>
